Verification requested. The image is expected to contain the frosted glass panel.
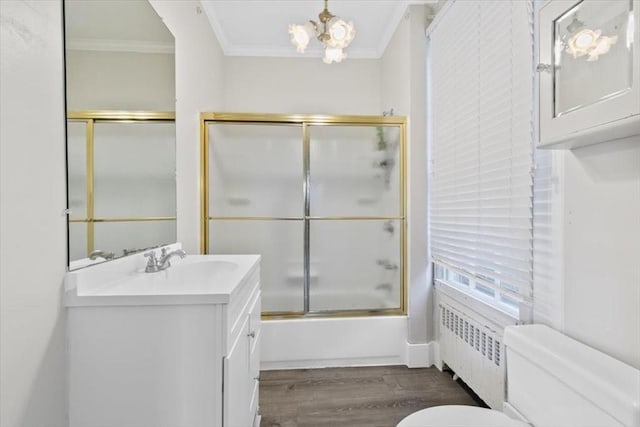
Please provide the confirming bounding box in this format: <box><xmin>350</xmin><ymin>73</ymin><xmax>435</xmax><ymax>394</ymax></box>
<box><xmin>69</xmin><ymin>222</ymin><xmax>88</xmax><ymax>260</ymax></box>
<box><xmin>209</xmin><ymin>220</ymin><xmax>304</xmax><ymax>313</ymax></box>
<box><xmin>94</xmin><ymin>122</ymin><xmax>176</xmax><ymax>218</ymax></box>
<box><xmin>554</xmin><ymin>1</ymin><xmax>633</xmax><ymax>116</ymax></box>
<box><xmin>94</xmin><ymin>220</ymin><xmax>176</xmax><ymax>258</ymax></box>
<box><xmin>208</xmin><ymin>124</ymin><xmax>303</xmax><ymax>217</ymax></box>
<box><xmin>67</xmin><ymin>121</ymin><xmax>87</xmax><ymax>218</ymax></box>
<box><xmin>309</xmin><ymin>125</ymin><xmax>401</xmax><ymax>217</ymax></box>
<box><xmin>309</xmin><ymin>220</ymin><xmax>402</xmax><ymax>312</ymax></box>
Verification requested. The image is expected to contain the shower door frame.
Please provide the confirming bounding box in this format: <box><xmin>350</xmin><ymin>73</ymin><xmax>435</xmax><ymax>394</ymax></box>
<box><xmin>200</xmin><ymin>112</ymin><xmax>407</xmax><ymax>319</ymax></box>
<box><xmin>67</xmin><ymin>110</ymin><xmax>176</xmax><ymax>257</ymax></box>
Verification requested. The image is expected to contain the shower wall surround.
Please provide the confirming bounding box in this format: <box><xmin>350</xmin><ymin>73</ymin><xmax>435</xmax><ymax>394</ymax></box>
<box><xmin>201</xmin><ymin>113</ymin><xmax>407</xmax><ymax>318</ymax></box>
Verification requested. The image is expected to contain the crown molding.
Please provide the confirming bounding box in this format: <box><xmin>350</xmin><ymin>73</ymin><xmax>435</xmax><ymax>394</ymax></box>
<box><xmin>66</xmin><ymin>38</ymin><xmax>174</xmax><ymax>54</ymax></box>
<box><xmin>200</xmin><ymin>1</ymin><xmax>233</xmax><ymax>54</ymax></box>
<box><xmin>223</xmin><ymin>45</ymin><xmax>381</xmax><ymax>59</ymax></box>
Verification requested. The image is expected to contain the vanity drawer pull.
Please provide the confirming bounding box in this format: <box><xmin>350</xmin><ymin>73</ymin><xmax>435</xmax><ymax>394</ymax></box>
<box><xmin>247</xmin><ymin>331</ymin><xmax>256</xmax><ymax>338</ymax></box>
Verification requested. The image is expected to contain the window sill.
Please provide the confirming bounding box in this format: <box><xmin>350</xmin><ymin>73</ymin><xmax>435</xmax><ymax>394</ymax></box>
<box><xmin>434</xmin><ymin>279</ymin><xmax>527</xmax><ymax>326</ymax></box>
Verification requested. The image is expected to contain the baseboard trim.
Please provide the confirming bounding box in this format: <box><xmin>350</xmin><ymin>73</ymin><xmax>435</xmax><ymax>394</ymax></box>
<box><xmin>431</xmin><ymin>341</ymin><xmax>443</xmax><ymax>370</ymax></box>
<box><xmin>405</xmin><ymin>341</ymin><xmax>435</xmax><ymax>368</ymax></box>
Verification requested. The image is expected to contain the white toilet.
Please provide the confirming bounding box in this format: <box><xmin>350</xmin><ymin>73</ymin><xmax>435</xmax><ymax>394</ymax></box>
<box><xmin>398</xmin><ymin>324</ymin><xmax>640</xmax><ymax>427</ymax></box>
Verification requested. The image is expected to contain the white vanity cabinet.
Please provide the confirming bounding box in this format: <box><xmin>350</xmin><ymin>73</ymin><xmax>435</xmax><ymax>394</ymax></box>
<box><xmin>66</xmin><ymin>254</ymin><xmax>261</xmax><ymax>427</ymax></box>
<box><xmin>224</xmin><ymin>267</ymin><xmax>262</xmax><ymax>427</ymax></box>
<box><xmin>538</xmin><ymin>0</ymin><xmax>640</xmax><ymax>148</ymax></box>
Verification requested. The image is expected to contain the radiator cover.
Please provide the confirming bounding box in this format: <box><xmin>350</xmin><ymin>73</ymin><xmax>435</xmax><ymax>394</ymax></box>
<box><xmin>438</xmin><ymin>290</ymin><xmax>518</xmax><ymax>409</ymax></box>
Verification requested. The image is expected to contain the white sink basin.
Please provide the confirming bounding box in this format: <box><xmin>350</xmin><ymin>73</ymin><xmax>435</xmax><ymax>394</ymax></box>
<box><xmin>96</xmin><ymin>259</ymin><xmax>240</xmax><ymax>296</ymax></box>
<box><xmin>169</xmin><ymin>259</ymin><xmax>239</xmax><ymax>279</ymax></box>
<box><xmin>64</xmin><ymin>248</ymin><xmax>260</xmax><ymax>305</ymax></box>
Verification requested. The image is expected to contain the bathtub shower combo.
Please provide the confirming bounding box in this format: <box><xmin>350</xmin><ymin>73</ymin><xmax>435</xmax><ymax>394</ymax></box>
<box><xmin>201</xmin><ymin>113</ymin><xmax>407</xmax><ymax>318</ymax></box>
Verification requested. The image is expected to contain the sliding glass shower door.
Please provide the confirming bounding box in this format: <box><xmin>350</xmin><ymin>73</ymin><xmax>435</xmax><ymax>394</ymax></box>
<box><xmin>207</xmin><ymin>123</ymin><xmax>305</xmax><ymax>314</ymax></box>
<box><xmin>308</xmin><ymin>125</ymin><xmax>402</xmax><ymax>312</ymax></box>
<box><xmin>203</xmin><ymin>114</ymin><xmax>406</xmax><ymax>318</ymax></box>
<box><xmin>67</xmin><ymin>112</ymin><xmax>176</xmax><ymax>263</ymax></box>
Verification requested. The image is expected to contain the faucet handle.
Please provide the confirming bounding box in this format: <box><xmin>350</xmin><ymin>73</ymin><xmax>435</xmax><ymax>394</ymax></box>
<box><xmin>144</xmin><ymin>251</ymin><xmax>159</xmax><ymax>272</ymax></box>
<box><xmin>144</xmin><ymin>251</ymin><xmax>157</xmax><ymax>263</ymax></box>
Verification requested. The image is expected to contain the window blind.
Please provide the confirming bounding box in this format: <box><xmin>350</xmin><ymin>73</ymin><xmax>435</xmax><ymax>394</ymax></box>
<box><xmin>532</xmin><ymin>148</ymin><xmax>563</xmax><ymax>325</ymax></box>
<box><xmin>429</xmin><ymin>0</ymin><xmax>535</xmax><ymax>299</ymax></box>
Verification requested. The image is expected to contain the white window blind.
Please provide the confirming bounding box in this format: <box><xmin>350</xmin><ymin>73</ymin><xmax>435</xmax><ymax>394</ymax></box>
<box><xmin>429</xmin><ymin>0</ymin><xmax>535</xmax><ymax>300</ymax></box>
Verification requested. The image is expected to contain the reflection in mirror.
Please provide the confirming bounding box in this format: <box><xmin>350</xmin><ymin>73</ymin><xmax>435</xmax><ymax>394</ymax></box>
<box><xmin>64</xmin><ymin>0</ymin><xmax>176</xmax><ymax>270</ymax></box>
<box><xmin>553</xmin><ymin>0</ymin><xmax>633</xmax><ymax>117</ymax></box>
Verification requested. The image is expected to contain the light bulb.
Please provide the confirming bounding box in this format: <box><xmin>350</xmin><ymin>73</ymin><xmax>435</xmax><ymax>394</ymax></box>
<box><xmin>326</xmin><ymin>18</ymin><xmax>355</xmax><ymax>48</ymax></box>
<box><xmin>323</xmin><ymin>47</ymin><xmax>346</xmax><ymax>64</ymax></box>
<box><xmin>575</xmin><ymin>31</ymin><xmax>595</xmax><ymax>49</ymax></box>
<box><xmin>288</xmin><ymin>22</ymin><xmax>315</xmax><ymax>53</ymax></box>
<box><xmin>566</xmin><ymin>29</ymin><xmax>601</xmax><ymax>58</ymax></box>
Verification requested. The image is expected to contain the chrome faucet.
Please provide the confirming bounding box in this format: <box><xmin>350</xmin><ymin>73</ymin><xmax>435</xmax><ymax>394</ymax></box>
<box><xmin>144</xmin><ymin>248</ymin><xmax>186</xmax><ymax>273</ymax></box>
<box><xmin>89</xmin><ymin>249</ymin><xmax>115</xmax><ymax>260</ymax></box>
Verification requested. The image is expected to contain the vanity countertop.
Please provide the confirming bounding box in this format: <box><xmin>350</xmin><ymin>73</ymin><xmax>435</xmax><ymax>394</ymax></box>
<box><xmin>64</xmin><ymin>248</ymin><xmax>260</xmax><ymax>307</ymax></box>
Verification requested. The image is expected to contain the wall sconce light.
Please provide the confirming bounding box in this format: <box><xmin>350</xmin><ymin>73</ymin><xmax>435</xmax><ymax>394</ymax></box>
<box><xmin>288</xmin><ymin>0</ymin><xmax>355</xmax><ymax>64</ymax></box>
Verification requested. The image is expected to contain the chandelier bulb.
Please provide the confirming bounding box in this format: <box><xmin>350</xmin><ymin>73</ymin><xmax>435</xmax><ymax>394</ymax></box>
<box><xmin>288</xmin><ymin>0</ymin><xmax>355</xmax><ymax>63</ymax></box>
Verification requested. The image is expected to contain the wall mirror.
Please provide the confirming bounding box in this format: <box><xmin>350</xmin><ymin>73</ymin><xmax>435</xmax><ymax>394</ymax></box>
<box><xmin>64</xmin><ymin>0</ymin><xmax>176</xmax><ymax>270</ymax></box>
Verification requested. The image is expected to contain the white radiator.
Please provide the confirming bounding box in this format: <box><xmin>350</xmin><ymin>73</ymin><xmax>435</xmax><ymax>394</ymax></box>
<box><xmin>437</xmin><ymin>289</ymin><xmax>518</xmax><ymax>410</ymax></box>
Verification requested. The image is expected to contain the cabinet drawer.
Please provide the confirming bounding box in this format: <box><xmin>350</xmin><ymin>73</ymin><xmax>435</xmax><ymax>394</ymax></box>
<box><xmin>248</xmin><ymin>290</ymin><xmax>261</xmax><ymax>340</ymax></box>
<box><xmin>249</xmin><ymin>329</ymin><xmax>261</xmax><ymax>423</ymax></box>
<box><xmin>227</xmin><ymin>269</ymin><xmax>260</xmax><ymax>350</ymax></box>
<box><xmin>248</xmin><ymin>290</ymin><xmax>261</xmax><ymax>376</ymax></box>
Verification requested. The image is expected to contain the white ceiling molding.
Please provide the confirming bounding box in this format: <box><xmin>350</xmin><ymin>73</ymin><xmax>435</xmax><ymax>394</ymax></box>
<box><xmin>220</xmin><ymin>44</ymin><xmax>381</xmax><ymax>60</ymax></box>
<box><xmin>200</xmin><ymin>2</ymin><xmax>233</xmax><ymax>57</ymax></box>
<box><xmin>65</xmin><ymin>38</ymin><xmax>175</xmax><ymax>54</ymax></box>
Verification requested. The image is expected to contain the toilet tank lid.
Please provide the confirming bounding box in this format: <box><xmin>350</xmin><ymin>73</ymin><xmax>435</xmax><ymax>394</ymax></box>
<box><xmin>504</xmin><ymin>324</ymin><xmax>640</xmax><ymax>427</ymax></box>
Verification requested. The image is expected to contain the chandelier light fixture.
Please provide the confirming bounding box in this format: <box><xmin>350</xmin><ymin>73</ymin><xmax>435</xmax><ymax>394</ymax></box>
<box><xmin>288</xmin><ymin>0</ymin><xmax>356</xmax><ymax>64</ymax></box>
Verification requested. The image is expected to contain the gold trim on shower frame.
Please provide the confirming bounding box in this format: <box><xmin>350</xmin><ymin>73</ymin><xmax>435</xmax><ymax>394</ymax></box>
<box><xmin>200</xmin><ymin>112</ymin><xmax>407</xmax><ymax>320</ymax></box>
<box><xmin>67</xmin><ymin>110</ymin><xmax>176</xmax><ymax>257</ymax></box>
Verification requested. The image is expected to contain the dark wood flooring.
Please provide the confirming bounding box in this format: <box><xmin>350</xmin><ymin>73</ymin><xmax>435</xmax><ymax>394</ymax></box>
<box><xmin>259</xmin><ymin>366</ymin><xmax>484</xmax><ymax>427</ymax></box>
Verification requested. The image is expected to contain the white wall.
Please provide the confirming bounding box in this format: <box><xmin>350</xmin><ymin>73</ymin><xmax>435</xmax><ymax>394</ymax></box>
<box><xmin>562</xmin><ymin>137</ymin><xmax>640</xmax><ymax>368</ymax></box>
<box><xmin>528</xmin><ymin>0</ymin><xmax>640</xmax><ymax>369</ymax></box>
<box><xmin>381</xmin><ymin>6</ymin><xmax>431</xmax><ymax>345</ymax></box>
<box><xmin>149</xmin><ymin>0</ymin><xmax>225</xmax><ymax>254</ymax></box>
<box><xmin>0</xmin><ymin>1</ymin><xmax>68</xmax><ymax>426</ymax></box>
<box><xmin>65</xmin><ymin>50</ymin><xmax>175</xmax><ymax>110</ymax></box>
<box><xmin>223</xmin><ymin>57</ymin><xmax>381</xmax><ymax>115</ymax></box>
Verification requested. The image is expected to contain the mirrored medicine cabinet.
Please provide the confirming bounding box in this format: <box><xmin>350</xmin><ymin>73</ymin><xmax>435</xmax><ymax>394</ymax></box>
<box><xmin>64</xmin><ymin>0</ymin><xmax>177</xmax><ymax>270</ymax></box>
<box><xmin>538</xmin><ymin>0</ymin><xmax>640</xmax><ymax>149</ymax></box>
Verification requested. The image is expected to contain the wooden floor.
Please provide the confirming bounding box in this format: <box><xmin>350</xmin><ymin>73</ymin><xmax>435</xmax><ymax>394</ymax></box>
<box><xmin>259</xmin><ymin>366</ymin><xmax>484</xmax><ymax>427</ymax></box>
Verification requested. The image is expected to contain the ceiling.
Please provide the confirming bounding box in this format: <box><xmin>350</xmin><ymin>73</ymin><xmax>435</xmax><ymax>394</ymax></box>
<box><xmin>200</xmin><ymin>0</ymin><xmax>436</xmax><ymax>59</ymax></box>
<box><xmin>65</xmin><ymin>0</ymin><xmax>174</xmax><ymax>53</ymax></box>
<box><xmin>64</xmin><ymin>0</ymin><xmax>437</xmax><ymax>58</ymax></box>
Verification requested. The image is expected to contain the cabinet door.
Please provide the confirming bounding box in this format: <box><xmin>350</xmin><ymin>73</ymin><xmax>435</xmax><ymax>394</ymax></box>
<box><xmin>538</xmin><ymin>0</ymin><xmax>640</xmax><ymax>147</ymax></box>
<box><xmin>248</xmin><ymin>291</ymin><xmax>261</xmax><ymax>421</ymax></box>
<box><xmin>224</xmin><ymin>315</ymin><xmax>251</xmax><ymax>427</ymax></box>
